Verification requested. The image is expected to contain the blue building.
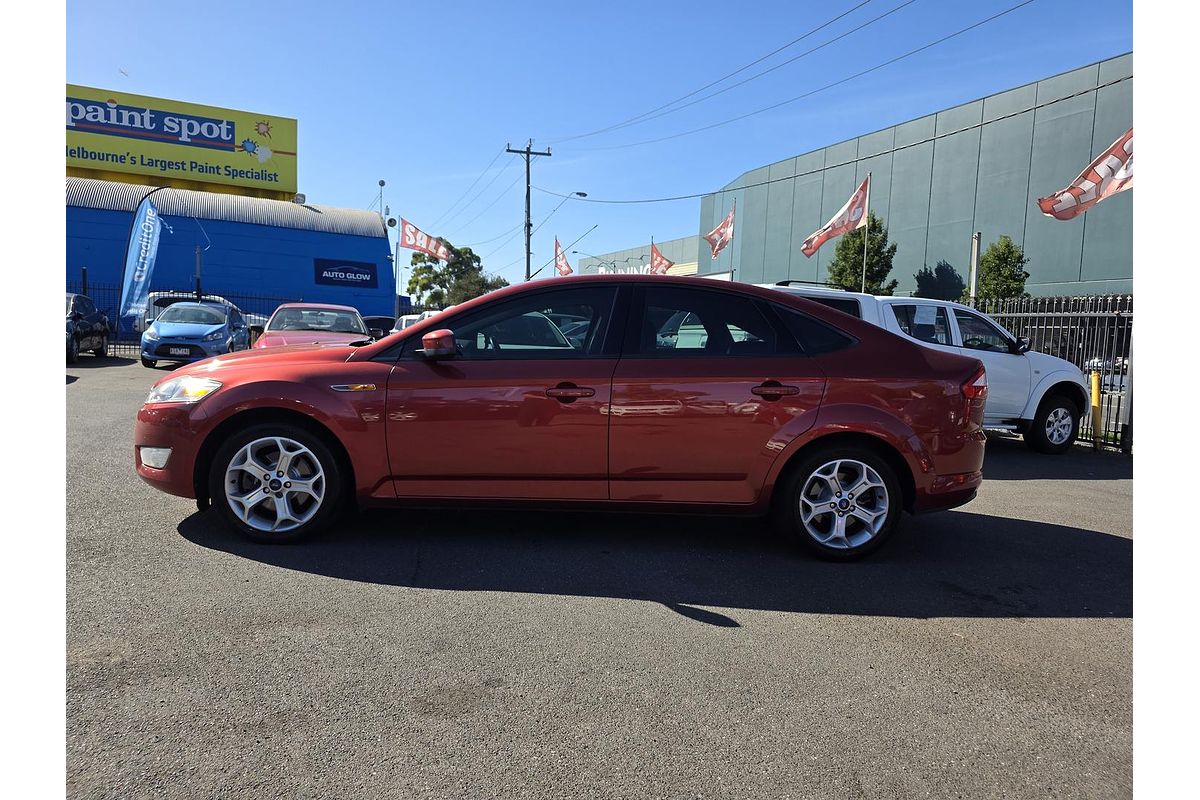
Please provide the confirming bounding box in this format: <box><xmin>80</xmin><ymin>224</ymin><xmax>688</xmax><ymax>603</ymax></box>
<box><xmin>66</xmin><ymin>177</ymin><xmax>397</xmax><ymax>316</ymax></box>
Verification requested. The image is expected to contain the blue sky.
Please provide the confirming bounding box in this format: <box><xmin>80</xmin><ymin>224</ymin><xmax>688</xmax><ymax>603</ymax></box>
<box><xmin>66</xmin><ymin>0</ymin><xmax>1131</xmax><ymax>285</ymax></box>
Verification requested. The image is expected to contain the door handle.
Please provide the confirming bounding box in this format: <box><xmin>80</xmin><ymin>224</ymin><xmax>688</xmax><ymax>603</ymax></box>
<box><xmin>545</xmin><ymin>383</ymin><xmax>596</xmax><ymax>401</ymax></box>
<box><xmin>752</xmin><ymin>381</ymin><xmax>800</xmax><ymax>399</ymax></box>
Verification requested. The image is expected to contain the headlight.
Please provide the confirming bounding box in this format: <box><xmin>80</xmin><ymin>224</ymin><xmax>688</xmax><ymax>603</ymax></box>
<box><xmin>146</xmin><ymin>376</ymin><xmax>222</xmax><ymax>404</ymax></box>
<box><xmin>203</xmin><ymin>330</ymin><xmax>225</xmax><ymax>342</ymax></box>
<box><xmin>144</xmin><ymin>329</ymin><xmax>160</xmax><ymax>341</ymax></box>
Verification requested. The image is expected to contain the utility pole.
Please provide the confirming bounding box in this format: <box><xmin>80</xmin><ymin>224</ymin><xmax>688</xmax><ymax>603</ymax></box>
<box><xmin>968</xmin><ymin>231</ymin><xmax>982</xmax><ymax>304</ymax></box>
<box><xmin>506</xmin><ymin>139</ymin><xmax>552</xmax><ymax>281</ymax></box>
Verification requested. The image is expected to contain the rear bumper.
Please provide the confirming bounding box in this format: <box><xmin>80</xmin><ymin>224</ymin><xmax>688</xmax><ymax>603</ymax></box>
<box><xmin>910</xmin><ymin>469</ymin><xmax>982</xmax><ymax>513</ymax></box>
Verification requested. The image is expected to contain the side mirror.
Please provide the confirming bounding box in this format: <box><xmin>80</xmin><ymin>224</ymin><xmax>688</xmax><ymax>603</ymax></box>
<box><xmin>70</xmin><ymin>311</ymin><xmax>83</xmax><ymax>321</ymax></box>
<box><xmin>1013</xmin><ymin>336</ymin><xmax>1031</xmax><ymax>354</ymax></box>
<box><xmin>419</xmin><ymin>328</ymin><xmax>457</xmax><ymax>359</ymax></box>
<box><xmin>369</xmin><ymin>328</ymin><xmax>385</xmax><ymax>339</ymax></box>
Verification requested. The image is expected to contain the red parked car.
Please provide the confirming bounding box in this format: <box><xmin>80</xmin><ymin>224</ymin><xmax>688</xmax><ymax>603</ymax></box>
<box><xmin>253</xmin><ymin>303</ymin><xmax>372</xmax><ymax>349</ymax></box>
<box><xmin>134</xmin><ymin>275</ymin><xmax>987</xmax><ymax>559</ymax></box>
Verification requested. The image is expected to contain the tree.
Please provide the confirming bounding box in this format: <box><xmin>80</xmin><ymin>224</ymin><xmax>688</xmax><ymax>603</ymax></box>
<box><xmin>969</xmin><ymin>235</ymin><xmax>1030</xmax><ymax>302</ymax></box>
<box><xmin>913</xmin><ymin>260</ymin><xmax>966</xmax><ymax>301</ymax></box>
<box><xmin>824</xmin><ymin>212</ymin><xmax>898</xmax><ymax>295</ymax></box>
<box><xmin>406</xmin><ymin>239</ymin><xmax>508</xmax><ymax>308</ymax></box>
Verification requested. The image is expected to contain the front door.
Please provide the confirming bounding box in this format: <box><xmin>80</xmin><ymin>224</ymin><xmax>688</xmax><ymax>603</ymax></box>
<box><xmin>608</xmin><ymin>285</ymin><xmax>826</xmax><ymax>505</ymax></box>
<box><xmin>386</xmin><ymin>285</ymin><xmax>620</xmax><ymax>500</ymax></box>
<box><xmin>949</xmin><ymin>308</ymin><xmax>1031</xmax><ymax>419</ymax></box>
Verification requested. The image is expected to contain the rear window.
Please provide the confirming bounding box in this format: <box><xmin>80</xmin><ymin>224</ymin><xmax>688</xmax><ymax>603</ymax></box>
<box><xmin>774</xmin><ymin>306</ymin><xmax>856</xmax><ymax>355</ymax></box>
<box><xmin>891</xmin><ymin>304</ymin><xmax>952</xmax><ymax>346</ymax></box>
<box><xmin>800</xmin><ymin>295</ymin><xmax>861</xmax><ymax>319</ymax></box>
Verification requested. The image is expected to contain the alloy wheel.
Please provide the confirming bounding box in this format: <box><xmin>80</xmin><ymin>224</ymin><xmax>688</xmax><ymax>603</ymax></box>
<box><xmin>1045</xmin><ymin>407</ymin><xmax>1074</xmax><ymax>445</ymax></box>
<box><xmin>224</xmin><ymin>436</ymin><xmax>326</xmax><ymax>533</ymax></box>
<box><xmin>798</xmin><ymin>459</ymin><xmax>889</xmax><ymax>550</ymax></box>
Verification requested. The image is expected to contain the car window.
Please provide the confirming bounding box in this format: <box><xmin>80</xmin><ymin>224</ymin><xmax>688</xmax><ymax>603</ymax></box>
<box><xmin>773</xmin><ymin>305</ymin><xmax>856</xmax><ymax>355</ymax></box>
<box><xmin>439</xmin><ymin>286</ymin><xmax>617</xmax><ymax>360</ymax></box>
<box><xmin>891</xmin><ymin>304</ymin><xmax>952</xmax><ymax>346</ymax></box>
<box><xmin>801</xmin><ymin>295</ymin><xmax>862</xmax><ymax>319</ymax></box>
<box><xmin>636</xmin><ymin>287</ymin><xmax>778</xmax><ymax>357</ymax></box>
<box><xmin>268</xmin><ymin>308</ymin><xmax>367</xmax><ymax>334</ymax></box>
<box><xmin>158</xmin><ymin>305</ymin><xmax>226</xmax><ymax>325</ymax></box>
<box><xmin>952</xmin><ymin>309</ymin><xmax>1013</xmax><ymax>353</ymax></box>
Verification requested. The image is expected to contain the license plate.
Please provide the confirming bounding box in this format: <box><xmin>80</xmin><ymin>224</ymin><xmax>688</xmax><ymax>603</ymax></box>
<box><xmin>169</xmin><ymin>347</ymin><xmax>190</xmax><ymax>356</ymax></box>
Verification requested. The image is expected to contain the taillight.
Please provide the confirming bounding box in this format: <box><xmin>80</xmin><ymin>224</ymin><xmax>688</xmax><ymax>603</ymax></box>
<box><xmin>961</xmin><ymin>366</ymin><xmax>987</xmax><ymax>423</ymax></box>
<box><xmin>962</xmin><ymin>366</ymin><xmax>988</xmax><ymax>401</ymax></box>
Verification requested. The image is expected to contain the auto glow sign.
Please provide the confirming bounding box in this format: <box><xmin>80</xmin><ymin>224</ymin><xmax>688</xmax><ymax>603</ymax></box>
<box><xmin>65</xmin><ymin>84</ymin><xmax>298</xmax><ymax>194</ymax></box>
<box><xmin>313</xmin><ymin>259</ymin><xmax>378</xmax><ymax>288</ymax></box>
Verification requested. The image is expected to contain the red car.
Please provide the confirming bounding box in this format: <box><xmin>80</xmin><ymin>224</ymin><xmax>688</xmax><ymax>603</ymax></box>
<box><xmin>135</xmin><ymin>275</ymin><xmax>987</xmax><ymax>559</ymax></box>
<box><xmin>253</xmin><ymin>303</ymin><xmax>372</xmax><ymax>348</ymax></box>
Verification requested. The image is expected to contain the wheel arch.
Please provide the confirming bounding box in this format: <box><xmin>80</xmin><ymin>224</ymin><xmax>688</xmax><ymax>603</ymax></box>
<box><xmin>193</xmin><ymin>406</ymin><xmax>357</xmax><ymax>510</ymax></box>
<box><xmin>768</xmin><ymin>431</ymin><xmax>917</xmax><ymax>513</ymax></box>
<box><xmin>1027</xmin><ymin>377</ymin><xmax>1088</xmax><ymax>419</ymax></box>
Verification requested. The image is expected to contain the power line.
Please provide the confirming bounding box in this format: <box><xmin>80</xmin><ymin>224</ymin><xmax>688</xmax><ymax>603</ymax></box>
<box><xmin>587</xmin><ymin>0</ymin><xmax>919</xmax><ymax>139</ymax></box>
<box><xmin>439</xmin><ymin>157</ymin><xmax>519</xmax><ymax>231</ymax></box>
<box><xmin>446</xmin><ymin>169</ymin><xmax>524</xmax><ymax>238</ymax></box>
<box><xmin>549</xmin><ymin>0</ymin><xmax>878</xmax><ymax>143</ymax></box>
<box><xmin>427</xmin><ymin>148</ymin><xmax>504</xmax><ymax>229</ymax></box>
<box><xmin>533</xmin><ymin>74</ymin><xmax>1129</xmax><ymax>205</ymax></box>
<box><xmin>479</xmin><ymin>184</ymin><xmax>578</xmax><ymax>261</ymax></box>
<box><xmin>462</xmin><ymin>222</ymin><xmax>524</xmax><ymax>248</ymax></box>
<box><xmin>582</xmin><ymin>0</ymin><xmax>1040</xmax><ymax>151</ymax></box>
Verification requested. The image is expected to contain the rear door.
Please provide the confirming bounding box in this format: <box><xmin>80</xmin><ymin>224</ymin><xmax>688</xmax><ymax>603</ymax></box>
<box><xmin>386</xmin><ymin>285</ymin><xmax>622</xmax><ymax>500</ymax></box>
<box><xmin>608</xmin><ymin>285</ymin><xmax>826</xmax><ymax>505</ymax></box>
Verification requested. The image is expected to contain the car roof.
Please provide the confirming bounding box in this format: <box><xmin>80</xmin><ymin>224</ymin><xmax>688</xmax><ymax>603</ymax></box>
<box><xmin>161</xmin><ymin>301</ymin><xmax>227</xmax><ymax>311</ymax></box>
<box><xmin>273</xmin><ymin>302</ymin><xmax>361</xmax><ymax>313</ymax></box>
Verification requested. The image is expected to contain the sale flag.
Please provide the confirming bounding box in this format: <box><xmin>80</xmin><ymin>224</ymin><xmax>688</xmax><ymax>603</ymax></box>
<box><xmin>801</xmin><ymin>176</ymin><xmax>869</xmax><ymax>258</ymax></box>
<box><xmin>554</xmin><ymin>237</ymin><xmax>573</xmax><ymax>276</ymax></box>
<box><xmin>1037</xmin><ymin>128</ymin><xmax>1133</xmax><ymax>221</ymax></box>
<box><xmin>119</xmin><ymin>194</ymin><xmax>165</xmax><ymax>326</ymax></box>
<box><xmin>649</xmin><ymin>240</ymin><xmax>674</xmax><ymax>274</ymax></box>
<box><xmin>704</xmin><ymin>201</ymin><xmax>735</xmax><ymax>260</ymax></box>
<box><xmin>399</xmin><ymin>218</ymin><xmax>451</xmax><ymax>261</ymax></box>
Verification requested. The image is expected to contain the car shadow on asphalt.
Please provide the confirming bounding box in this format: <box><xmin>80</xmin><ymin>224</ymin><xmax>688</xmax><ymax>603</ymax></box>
<box><xmin>65</xmin><ymin>355</ymin><xmax>137</xmax><ymax>370</ymax></box>
<box><xmin>983</xmin><ymin>435</ymin><xmax>1132</xmax><ymax>482</ymax></box>
<box><xmin>178</xmin><ymin>502</ymin><xmax>1131</xmax><ymax>626</ymax></box>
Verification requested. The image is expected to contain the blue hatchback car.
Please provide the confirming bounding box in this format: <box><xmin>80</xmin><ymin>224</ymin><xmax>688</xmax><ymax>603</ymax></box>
<box><xmin>140</xmin><ymin>301</ymin><xmax>251</xmax><ymax>368</ymax></box>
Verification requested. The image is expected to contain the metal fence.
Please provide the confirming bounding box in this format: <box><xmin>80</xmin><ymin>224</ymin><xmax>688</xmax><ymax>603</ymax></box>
<box><xmin>972</xmin><ymin>294</ymin><xmax>1132</xmax><ymax>452</ymax></box>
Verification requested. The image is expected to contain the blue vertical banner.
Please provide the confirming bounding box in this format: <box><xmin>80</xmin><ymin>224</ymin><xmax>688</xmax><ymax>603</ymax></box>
<box><xmin>119</xmin><ymin>195</ymin><xmax>164</xmax><ymax>327</ymax></box>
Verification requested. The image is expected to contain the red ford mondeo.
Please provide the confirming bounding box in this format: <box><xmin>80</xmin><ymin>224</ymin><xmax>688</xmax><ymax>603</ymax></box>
<box><xmin>135</xmin><ymin>275</ymin><xmax>987</xmax><ymax>559</ymax></box>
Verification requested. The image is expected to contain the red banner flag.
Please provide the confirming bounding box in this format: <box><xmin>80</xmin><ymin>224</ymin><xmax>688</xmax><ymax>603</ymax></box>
<box><xmin>704</xmin><ymin>202</ymin><xmax>735</xmax><ymax>260</ymax></box>
<box><xmin>399</xmin><ymin>218</ymin><xmax>451</xmax><ymax>261</ymax></box>
<box><xmin>1037</xmin><ymin>128</ymin><xmax>1133</xmax><ymax>221</ymax></box>
<box><xmin>649</xmin><ymin>241</ymin><xmax>674</xmax><ymax>274</ymax></box>
<box><xmin>801</xmin><ymin>176</ymin><xmax>869</xmax><ymax>258</ymax></box>
<box><xmin>554</xmin><ymin>237</ymin><xmax>573</xmax><ymax>276</ymax></box>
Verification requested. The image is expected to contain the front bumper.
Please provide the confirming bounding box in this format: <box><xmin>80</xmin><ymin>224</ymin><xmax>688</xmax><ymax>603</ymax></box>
<box><xmin>141</xmin><ymin>337</ymin><xmax>229</xmax><ymax>362</ymax></box>
<box><xmin>135</xmin><ymin>402</ymin><xmax>206</xmax><ymax>498</ymax></box>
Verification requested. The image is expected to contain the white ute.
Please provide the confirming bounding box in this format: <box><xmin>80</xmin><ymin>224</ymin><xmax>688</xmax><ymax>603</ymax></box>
<box><xmin>765</xmin><ymin>282</ymin><xmax>1090</xmax><ymax>454</ymax></box>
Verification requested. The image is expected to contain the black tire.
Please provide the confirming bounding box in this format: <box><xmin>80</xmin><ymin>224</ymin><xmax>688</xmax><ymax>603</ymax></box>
<box><xmin>1025</xmin><ymin>394</ymin><xmax>1080</xmax><ymax>455</ymax></box>
<box><xmin>93</xmin><ymin>335</ymin><xmax>108</xmax><ymax>358</ymax></box>
<box><xmin>208</xmin><ymin>422</ymin><xmax>343</xmax><ymax>544</ymax></box>
<box><xmin>141</xmin><ymin>357</ymin><xmax>156</xmax><ymax>368</ymax></box>
<box><xmin>67</xmin><ymin>336</ymin><xmax>79</xmax><ymax>364</ymax></box>
<box><xmin>773</xmin><ymin>445</ymin><xmax>904</xmax><ymax>561</ymax></box>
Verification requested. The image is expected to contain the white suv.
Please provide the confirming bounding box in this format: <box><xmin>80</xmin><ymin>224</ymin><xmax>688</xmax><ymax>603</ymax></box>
<box><xmin>764</xmin><ymin>283</ymin><xmax>1090</xmax><ymax>454</ymax></box>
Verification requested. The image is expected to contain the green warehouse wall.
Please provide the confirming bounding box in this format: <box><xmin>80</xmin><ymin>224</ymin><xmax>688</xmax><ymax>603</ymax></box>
<box><xmin>697</xmin><ymin>53</ymin><xmax>1132</xmax><ymax>296</ymax></box>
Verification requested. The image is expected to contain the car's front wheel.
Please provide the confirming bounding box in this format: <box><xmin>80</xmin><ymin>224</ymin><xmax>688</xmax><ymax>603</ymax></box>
<box><xmin>209</xmin><ymin>423</ymin><xmax>343</xmax><ymax>543</ymax></box>
<box><xmin>1025</xmin><ymin>395</ymin><xmax>1080</xmax><ymax>454</ymax></box>
<box><xmin>67</xmin><ymin>335</ymin><xmax>79</xmax><ymax>364</ymax></box>
<box><xmin>775</xmin><ymin>446</ymin><xmax>903</xmax><ymax>560</ymax></box>
<box><xmin>140</xmin><ymin>357</ymin><xmax>156</xmax><ymax>368</ymax></box>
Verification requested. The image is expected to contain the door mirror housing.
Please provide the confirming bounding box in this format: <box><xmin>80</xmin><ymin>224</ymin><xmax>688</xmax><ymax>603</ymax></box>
<box><xmin>369</xmin><ymin>328</ymin><xmax>386</xmax><ymax>340</ymax></box>
<box><xmin>1012</xmin><ymin>336</ymin><xmax>1031</xmax><ymax>354</ymax></box>
<box><xmin>419</xmin><ymin>328</ymin><xmax>457</xmax><ymax>359</ymax></box>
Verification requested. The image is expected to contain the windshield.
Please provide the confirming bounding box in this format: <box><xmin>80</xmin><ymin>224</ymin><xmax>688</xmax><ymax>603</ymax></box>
<box><xmin>158</xmin><ymin>305</ymin><xmax>226</xmax><ymax>325</ymax></box>
<box><xmin>267</xmin><ymin>307</ymin><xmax>367</xmax><ymax>335</ymax></box>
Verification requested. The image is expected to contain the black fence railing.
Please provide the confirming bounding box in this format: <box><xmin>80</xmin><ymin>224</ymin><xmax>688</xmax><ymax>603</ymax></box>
<box><xmin>971</xmin><ymin>294</ymin><xmax>1132</xmax><ymax>452</ymax></box>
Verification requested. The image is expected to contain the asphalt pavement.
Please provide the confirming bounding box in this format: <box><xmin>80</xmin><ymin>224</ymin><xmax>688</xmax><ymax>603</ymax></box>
<box><xmin>67</xmin><ymin>356</ymin><xmax>1132</xmax><ymax>799</ymax></box>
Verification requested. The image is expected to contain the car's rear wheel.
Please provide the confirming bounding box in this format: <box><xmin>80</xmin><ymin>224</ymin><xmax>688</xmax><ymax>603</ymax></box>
<box><xmin>209</xmin><ymin>423</ymin><xmax>342</xmax><ymax>543</ymax></box>
<box><xmin>775</xmin><ymin>446</ymin><xmax>902</xmax><ymax>560</ymax></box>
<box><xmin>1025</xmin><ymin>394</ymin><xmax>1079</xmax><ymax>454</ymax></box>
<box><xmin>93</xmin><ymin>335</ymin><xmax>108</xmax><ymax>358</ymax></box>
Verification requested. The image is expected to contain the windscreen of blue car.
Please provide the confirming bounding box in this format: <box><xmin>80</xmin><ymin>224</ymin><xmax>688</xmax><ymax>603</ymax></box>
<box><xmin>158</xmin><ymin>306</ymin><xmax>225</xmax><ymax>325</ymax></box>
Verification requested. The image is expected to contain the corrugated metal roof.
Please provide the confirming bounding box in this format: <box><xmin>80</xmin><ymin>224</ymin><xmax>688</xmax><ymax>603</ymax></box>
<box><xmin>65</xmin><ymin>177</ymin><xmax>387</xmax><ymax>238</ymax></box>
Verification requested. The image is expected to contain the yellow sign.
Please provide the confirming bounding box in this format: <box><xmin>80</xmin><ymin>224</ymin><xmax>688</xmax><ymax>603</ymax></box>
<box><xmin>66</xmin><ymin>84</ymin><xmax>297</xmax><ymax>195</ymax></box>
